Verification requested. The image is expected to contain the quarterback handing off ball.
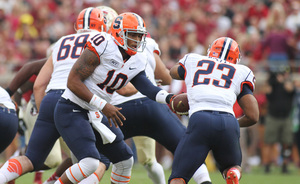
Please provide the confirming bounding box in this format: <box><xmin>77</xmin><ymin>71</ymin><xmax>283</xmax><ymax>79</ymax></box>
<box><xmin>170</xmin><ymin>93</ymin><xmax>189</xmax><ymax>115</ymax></box>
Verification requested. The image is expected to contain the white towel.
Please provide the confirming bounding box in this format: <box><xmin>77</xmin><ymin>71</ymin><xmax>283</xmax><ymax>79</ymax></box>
<box><xmin>87</xmin><ymin>111</ymin><xmax>116</xmax><ymax>144</ymax></box>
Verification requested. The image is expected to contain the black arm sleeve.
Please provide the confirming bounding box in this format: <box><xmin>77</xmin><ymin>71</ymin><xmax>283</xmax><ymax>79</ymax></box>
<box><xmin>178</xmin><ymin>65</ymin><xmax>185</xmax><ymax>79</ymax></box>
<box><xmin>237</xmin><ymin>84</ymin><xmax>253</xmax><ymax>101</ymax></box>
<box><xmin>130</xmin><ymin>71</ymin><xmax>162</xmax><ymax>101</ymax></box>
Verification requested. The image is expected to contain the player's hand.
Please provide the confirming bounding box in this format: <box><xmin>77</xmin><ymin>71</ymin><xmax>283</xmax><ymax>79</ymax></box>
<box><xmin>101</xmin><ymin>103</ymin><xmax>126</xmax><ymax>128</ymax></box>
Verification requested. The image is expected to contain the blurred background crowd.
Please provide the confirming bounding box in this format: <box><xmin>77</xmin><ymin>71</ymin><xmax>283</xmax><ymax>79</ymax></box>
<box><xmin>1</xmin><ymin>0</ymin><xmax>300</xmax><ymax>175</ymax></box>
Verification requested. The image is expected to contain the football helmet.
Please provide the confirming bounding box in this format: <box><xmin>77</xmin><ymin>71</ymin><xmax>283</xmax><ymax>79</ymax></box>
<box><xmin>110</xmin><ymin>12</ymin><xmax>147</xmax><ymax>56</ymax></box>
<box><xmin>96</xmin><ymin>6</ymin><xmax>118</xmax><ymax>32</ymax></box>
<box><xmin>75</xmin><ymin>7</ymin><xmax>107</xmax><ymax>33</ymax></box>
<box><xmin>207</xmin><ymin>37</ymin><xmax>241</xmax><ymax>64</ymax></box>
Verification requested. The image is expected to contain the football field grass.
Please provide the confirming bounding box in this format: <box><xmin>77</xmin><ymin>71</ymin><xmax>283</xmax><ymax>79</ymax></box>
<box><xmin>15</xmin><ymin>163</ymin><xmax>299</xmax><ymax>184</ymax></box>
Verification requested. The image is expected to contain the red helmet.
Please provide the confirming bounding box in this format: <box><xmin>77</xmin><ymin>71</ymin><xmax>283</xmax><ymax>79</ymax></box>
<box><xmin>110</xmin><ymin>12</ymin><xmax>147</xmax><ymax>56</ymax></box>
<box><xmin>207</xmin><ymin>37</ymin><xmax>241</xmax><ymax>64</ymax></box>
<box><xmin>75</xmin><ymin>7</ymin><xmax>107</xmax><ymax>33</ymax></box>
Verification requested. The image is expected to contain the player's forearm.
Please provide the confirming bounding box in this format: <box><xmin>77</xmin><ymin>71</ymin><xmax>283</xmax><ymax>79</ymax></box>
<box><xmin>67</xmin><ymin>76</ymin><xmax>94</xmax><ymax>103</ymax></box>
<box><xmin>7</xmin><ymin>58</ymin><xmax>46</xmax><ymax>95</ymax></box>
<box><xmin>34</xmin><ymin>87</ymin><xmax>46</xmax><ymax>111</ymax></box>
<box><xmin>34</xmin><ymin>56</ymin><xmax>54</xmax><ymax>111</ymax></box>
<box><xmin>33</xmin><ymin>79</ymin><xmax>48</xmax><ymax>111</ymax></box>
<box><xmin>132</xmin><ymin>72</ymin><xmax>173</xmax><ymax>104</ymax></box>
<box><xmin>154</xmin><ymin>53</ymin><xmax>172</xmax><ymax>85</ymax></box>
<box><xmin>238</xmin><ymin>115</ymin><xmax>257</xmax><ymax>127</ymax></box>
<box><xmin>238</xmin><ymin>94</ymin><xmax>259</xmax><ymax>127</ymax></box>
<box><xmin>116</xmin><ymin>83</ymin><xmax>138</xmax><ymax>97</ymax></box>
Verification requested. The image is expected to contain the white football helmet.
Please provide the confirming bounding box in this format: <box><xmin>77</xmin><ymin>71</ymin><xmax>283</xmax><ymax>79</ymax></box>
<box><xmin>97</xmin><ymin>6</ymin><xmax>118</xmax><ymax>32</ymax></box>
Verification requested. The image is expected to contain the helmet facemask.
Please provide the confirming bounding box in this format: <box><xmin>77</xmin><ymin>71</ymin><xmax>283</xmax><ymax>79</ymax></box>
<box><xmin>122</xmin><ymin>29</ymin><xmax>147</xmax><ymax>55</ymax></box>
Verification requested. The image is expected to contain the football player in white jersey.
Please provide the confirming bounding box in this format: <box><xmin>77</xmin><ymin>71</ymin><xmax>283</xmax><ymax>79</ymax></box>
<box><xmin>45</xmin><ymin>6</ymin><xmax>212</xmax><ymax>184</ymax></box>
<box><xmin>110</xmin><ymin>35</ymin><xmax>212</xmax><ymax>184</ymax></box>
<box><xmin>0</xmin><ymin>86</ymin><xmax>18</xmax><ymax>154</ymax></box>
<box><xmin>0</xmin><ymin>8</ymin><xmax>112</xmax><ymax>184</ymax></box>
<box><xmin>168</xmin><ymin>37</ymin><xmax>259</xmax><ymax>184</ymax></box>
<box><xmin>52</xmin><ymin>12</ymin><xmax>175</xmax><ymax>184</ymax></box>
<box><xmin>100</xmin><ymin>7</ymin><xmax>210</xmax><ymax>184</ymax></box>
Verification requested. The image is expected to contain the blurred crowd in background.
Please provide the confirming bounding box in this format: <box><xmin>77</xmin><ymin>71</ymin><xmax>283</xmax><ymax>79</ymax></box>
<box><xmin>1</xmin><ymin>0</ymin><xmax>300</xmax><ymax>175</ymax></box>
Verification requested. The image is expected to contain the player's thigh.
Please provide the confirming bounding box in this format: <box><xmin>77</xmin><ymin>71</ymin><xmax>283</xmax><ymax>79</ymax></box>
<box><xmin>133</xmin><ymin>136</ymin><xmax>156</xmax><ymax>165</ymax></box>
<box><xmin>170</xmin><ymin>121</ymin><xmax>210</xmax><ymax>182</ymax></box>
<box><xmin>0</xmin><ymin>109</ymin><xmax>18</xmax><ymax>152</ymax></box>
<box><xmin>147</xmin><ymin>103</ymin><xmax>186</xmax><ymax>153</ymax></box>
<box><xmin>211</xmin><ymin>114</ymin><xmax>241</xmax><ymax>172</ymax></box>
<box><xmin>54</xmin><ymin>99</ymin><xmax>100</xmax><ymax>161</ymax></box>
<box><xmin>25</xmin><ymin>115</ymin><xmax>61</xmax><ymax>170</ymax></box>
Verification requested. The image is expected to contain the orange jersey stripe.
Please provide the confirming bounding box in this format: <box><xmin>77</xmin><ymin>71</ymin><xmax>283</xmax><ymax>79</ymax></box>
<box><xmin>85</xmin><ymin>42</ymin><xmax>100</xmax><ymax>63</ymax></box>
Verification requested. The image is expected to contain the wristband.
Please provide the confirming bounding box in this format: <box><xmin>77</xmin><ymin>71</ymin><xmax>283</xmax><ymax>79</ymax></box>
<box><xmin>155</xmin><ymin>90</ymin><xmax>173</xmax><ymax>104</ymax></box>
<box><xmin>89</xmin><ymin>94</ymin><xmax>107</xmax><ymax>111</ymax></box>
<box><xmin>166</xmin><ymin>94</ymin><xmax>174</xmax><ymax>104</ymax></box>
<box><xmin>5</xmin><ymin>87</ymin><xmax>13</xmax><ymax>96</ymax></box>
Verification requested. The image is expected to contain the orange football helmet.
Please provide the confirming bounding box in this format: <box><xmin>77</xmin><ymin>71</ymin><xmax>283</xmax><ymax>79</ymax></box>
<box><xmin>207</xmin><ymin>37</ymin><xmax>241</xmax><ymax>64</ymax></box>
<box><xmin>75</xmin><ymin>7</ymin><xmax>107</xmax><ymax>33</ymax></box>
<box><xmin>110</xmin><ymin>12</ymin><xmax>147</xmax><ymax>56</ymax></box>
<box><xmin>96</xmin><ymin>6</ymin><xmax>118</xmax><ymax>32</ymax></box>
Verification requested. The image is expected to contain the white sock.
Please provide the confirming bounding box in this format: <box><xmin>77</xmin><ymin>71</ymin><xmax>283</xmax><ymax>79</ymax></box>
<box><xmin>0</xmin><ymin>160</ymin><xmax>22</xmax><ymax>183</ymax></box>
<box><xmin>78</xmin><ymin>173</ymin><xmax>99</xmax><ymax>184</ymax></box>
<box><xmin>192</xmin><ymin>164</ymin><xmax>211</xmax><ymax>184</ymax></box>
<box><xmin>43</xmin><ymin>180</ymin><xmax>57</xmax><ymax>184</ymax></box>
<box><xmin>144</xmin><ymin>161</ymin><xmax>166</xmax><ymax>184</ymax></box>
<box><xmin>0</xmin><ymin>173</ymin><xmax>8</xmax><ymax>184</ymax></box>
<box><xmin>54</xmin><ymin>179</ymin><xmax>63</xmax><ymax>184</ymax></box>
<box><xmin>66</xmin><ymin>158</ymin><xmax>99</xmax><ymax>183</ymax></box>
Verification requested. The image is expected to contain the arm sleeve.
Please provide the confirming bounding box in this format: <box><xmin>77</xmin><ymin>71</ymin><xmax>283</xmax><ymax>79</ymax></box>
<box><xmin>130</xmin><ymin>71</ymin><xmax>162</xmax><ymax>101</ymax></box>
<box><xmin>178</xmin><ymin>65</ymin><xmax>185</xmax><ymax>80</ymax></box>
<box><xmin>237</xmin><ymin>84</ymin><xmax>253</xmax><ymax>101</ymax></box>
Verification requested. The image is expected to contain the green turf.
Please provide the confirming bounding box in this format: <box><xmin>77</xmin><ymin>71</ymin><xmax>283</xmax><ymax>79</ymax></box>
<box><xmin>14</xmin><ymin>163</ymin><xmax>299</xmax><ymax>184</ymax></box>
